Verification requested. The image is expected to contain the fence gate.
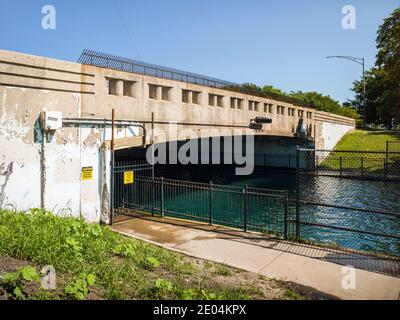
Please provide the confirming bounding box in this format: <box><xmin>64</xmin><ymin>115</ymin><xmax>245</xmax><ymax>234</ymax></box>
<box><xmin>296</xmin><ymin>148</ymin><xmax>400</xmax><ymax>257</ymax></box>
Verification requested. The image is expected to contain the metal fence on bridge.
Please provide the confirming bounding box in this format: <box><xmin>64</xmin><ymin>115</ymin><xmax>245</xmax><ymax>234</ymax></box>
<box><xmin>296</xmin><ymin>149</ymin><xmax>400</xmax><ymax>257</ymax></box>
<box><xmin>78</xmin><ymin>49</ymin><xmax>238</xmax><ymax>89</ymax></box>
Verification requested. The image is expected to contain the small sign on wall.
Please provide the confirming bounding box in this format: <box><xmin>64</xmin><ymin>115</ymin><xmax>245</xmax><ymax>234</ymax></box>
<box><xmin>41</xmin><ymin>111</ymin><xmax>63</xmax><ymax>131</ymax></box>
<box><xmin>82</xmin><ymin>167</ymin><xmax>93</xmax><ymax>181</ymax></box>
<box><xmin>124</xmin><ymin>171</ymin><xmax>134</xmax><ymax>185</ymax></box>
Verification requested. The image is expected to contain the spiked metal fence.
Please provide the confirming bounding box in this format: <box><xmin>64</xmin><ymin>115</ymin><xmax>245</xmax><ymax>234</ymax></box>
<box><xmin>78</xmin><ymin>49</ymin><xmax>238</xmax><ymax>89</ymax></box>
<box><xmin>77</xmin><ymin>49</ymin><xmax>315</xmax><ymax>109</ymax></box>
<box><xmin>296</xmin><ymin>148</ymin><xmax>400</xmax><ymax>257</ymax></box>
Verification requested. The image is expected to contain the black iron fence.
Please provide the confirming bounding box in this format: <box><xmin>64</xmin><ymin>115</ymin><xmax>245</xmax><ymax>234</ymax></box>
<box><xmin>112</xmin><ymin>149</ymin><xmax>400</xmax><ymax>257</ymax></box>
<box><xmin>296</xmin><ymin>149</ymin><xmax>400</xmax><ymax>257</ymax></box>
<box><xmin>113</xmin><ymin>162</ymin><xmax>294</xmax><ymax>239</ymax></box>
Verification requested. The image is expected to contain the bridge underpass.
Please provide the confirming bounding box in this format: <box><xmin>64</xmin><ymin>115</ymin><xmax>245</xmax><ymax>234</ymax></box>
<box><xmin>115</xmin><ymin>135</ymin><xmax>314</xmax><ymax>169</ymax></box>
<box><xmin>110</xmin><ymin>133</ymin><xmax>313</xmax><ymax>240</ymax></box>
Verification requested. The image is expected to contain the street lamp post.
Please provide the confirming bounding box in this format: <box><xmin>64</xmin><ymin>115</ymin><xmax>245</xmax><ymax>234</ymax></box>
<box><xmin>326</xmin><ymin>56</ymin><xmax>366</xmax><ymax>127</ymax></box>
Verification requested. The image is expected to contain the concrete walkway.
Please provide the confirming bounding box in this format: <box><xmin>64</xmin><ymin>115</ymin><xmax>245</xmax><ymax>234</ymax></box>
<box><xmin>112</xmin><ymin>214</ymin><xmax>400</xmax><ymax>300</ymax></box>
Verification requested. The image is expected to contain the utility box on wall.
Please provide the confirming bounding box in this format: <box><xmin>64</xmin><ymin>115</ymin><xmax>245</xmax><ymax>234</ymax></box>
<box><xmin>41</xmin><ymin>111</ymin><xmax>63</xmax><ymax>131</ymax></box>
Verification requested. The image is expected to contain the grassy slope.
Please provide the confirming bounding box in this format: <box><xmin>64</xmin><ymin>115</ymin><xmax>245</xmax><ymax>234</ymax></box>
<box><xmin>333</xmin><ymin>130</ymin><xmax>400</xmax><ymax>152</ymax></box>
<box><xmin>320</xmin><ymin>130</ymin><xmax>400</xmax><ymax>171</ymax></box>
<box><xmin>0</xmin><ymin>209</ymin><xmax>303</xmax><ymax>300</ymax></box>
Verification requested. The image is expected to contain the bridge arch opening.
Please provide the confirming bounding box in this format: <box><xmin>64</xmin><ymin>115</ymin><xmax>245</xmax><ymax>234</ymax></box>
<box><xmin>113</xmin><ymin>135</ymin><xmax>313</xmax><ymax>187</ymax></box>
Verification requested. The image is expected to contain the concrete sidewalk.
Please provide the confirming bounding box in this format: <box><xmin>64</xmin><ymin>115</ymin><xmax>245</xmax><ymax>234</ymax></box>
<box><xmin>112</xmin><ymin>214</ymin><xmax>400</xmax><ymax>300</ymax></box>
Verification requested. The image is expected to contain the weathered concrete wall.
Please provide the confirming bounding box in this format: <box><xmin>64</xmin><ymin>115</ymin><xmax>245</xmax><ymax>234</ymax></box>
<box><xmin>0</xmin><ymin>50</ymin><xmax>103</xmax><ymax>222</ymax></box>
<box><xmin>314</xmin><ymin>111</ymin><xmax>355</xmax><ymax>150</ymax></box>
<box><xmin>0</xmin><ymin>49</ymin><xmax>355</xmax><ymax>222</ymax></box>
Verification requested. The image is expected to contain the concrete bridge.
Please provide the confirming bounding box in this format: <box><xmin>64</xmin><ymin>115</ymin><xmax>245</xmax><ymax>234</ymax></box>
<box><xmin>0</xmin><ymin>49</ymin><xmax>355</xmax><ymax>222</ymax></box>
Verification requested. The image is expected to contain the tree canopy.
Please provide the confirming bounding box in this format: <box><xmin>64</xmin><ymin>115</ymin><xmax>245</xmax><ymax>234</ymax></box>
<box><xmin>350</xmin><ymin>8</ymin><xmax>400</xmax><ymax>129</ymax></box>
<box><xmin>289</xmin><ymin>91</ymin><xmax>360</xmax><ymax>119</ymax></box>
<box><xmin>226</xmin><ymin>83</ymin><xmax>360</xmax><ymax>120</ymax></box>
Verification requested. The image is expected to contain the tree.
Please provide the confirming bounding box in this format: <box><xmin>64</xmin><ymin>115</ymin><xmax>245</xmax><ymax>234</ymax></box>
<box><xmin>350</xmin><ymin>8</ymin><xmax>400</xmax><ymax>129</ymax></box>
<box><xmin>263</xmin><ymin>85</ymin><xmax>285</xmax><ymax>96</ymax></box>
<box><xmin>225</xmin><ymin>83</ymin><xmax>359</xmax><ymax>119</ymax></box>
<box><xmin>376</xmin><ymin>8</ymin><xmax>400</xmax><ymax>129</ymax></box>
<box><xmin>289</xmin><ymin>91</ymin><xmax>360</xmax><ymax>119</ymax></box>
<box><xmin>350</xmin><ymin>68</ymin><xmax>387</xmax><ymax>126</ymax></box>
<box><xmin>240</xmin><ymin>83</ymin><xmax>264</xmax><ymax>96</ymax></box>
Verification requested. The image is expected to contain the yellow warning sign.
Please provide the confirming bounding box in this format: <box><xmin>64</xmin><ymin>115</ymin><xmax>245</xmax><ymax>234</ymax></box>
<box><xmin>82</xmin><ymin>167</ymin><xmax>93</xmax><ymax>181</ymax></box>
<box><xmin>124</xmin><ymin>171</ymin><xmax>134</xmax><ymax>185</ymax></box>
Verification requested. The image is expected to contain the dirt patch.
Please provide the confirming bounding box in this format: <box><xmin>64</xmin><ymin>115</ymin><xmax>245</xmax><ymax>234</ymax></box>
<box><xmin>0</xmin><ymin>256</ymin><xmax>103</xmax><ymax>300</ymax></box>
<box><xmin>0</xmin><ymin>250</ymin><xmax>330</xmax><ymax>300</ymax></box>
<box><xmin>0</xmin><ymin>256</ymin><xmax>30</xmax><ymax>274</ymax></box>
<box><xmin>0</xmin><ymin>256</ymin><xmax>31</xmax><ymax>300</ymax></box>
<box><xmin>179</xmin><ymin>258</ymin><xmax>332</xmax><ymax>300</ymax></box>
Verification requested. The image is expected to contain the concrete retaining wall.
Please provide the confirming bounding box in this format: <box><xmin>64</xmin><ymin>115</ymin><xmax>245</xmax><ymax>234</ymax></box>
<box><xmin>314</xmin><ymin>111</ymin><xmax>355</xmax><ymax>150</ymax></box>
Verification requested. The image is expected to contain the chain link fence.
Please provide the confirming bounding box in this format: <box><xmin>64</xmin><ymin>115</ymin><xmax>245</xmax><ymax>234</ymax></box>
<box><xmin>387</xmin><ymin>139</ymin><xmax>400</xmax><ymax>153</ymax></box>
<box><xmin>296</xmin><ymin>149</ymin><xmax>400</xmax><ymax>257</ymax></box>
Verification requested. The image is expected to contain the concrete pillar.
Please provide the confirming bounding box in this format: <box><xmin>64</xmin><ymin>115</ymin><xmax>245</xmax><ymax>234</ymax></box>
<box><xmin>115</xmin><ymin>80</ymin><xmax>124</xmax><ymax>97</ymax></box>
<box><xmin>238</xmin><ymin>99</ymin><xmax>243</xmax><ymax>110</ymax></box>
<box><xmin>167</xmin><ymin>87</ymin><xmax>176</xmax><ymax>103</ymax></box>
<box><xmin>213</xmin><ymin>95</ymin><xmax>218</xmax><ymax>107</ymax></box>
<box><xmin>156</xmin><ymin>85</ymin><xmax>162</xmax><ymax>101</ymax></box>
<box><xmin>198</xmin><ymin>92</ymin><xmax>206</xmax><ymax>106</ymax></box>
<box><xmin>233</xmin><ymin>98</ymin><xmax>238</xmax><ymax>109</ymax></box>
<box><xmin>100</xmin><ymin>146</ymin><xmax>111</xmax><ymax>224</ymax></box>
<box><xmin>188</xmin><ymin>91</ymin><xmax>193</xmax><ymax>104</ymax></box>
<box><xmin>221</xmin><ymin>96</ymin><xmax>228</xmax><ymax>108</ymax></box>
<box><xmin>127</xmin><ymin>82</ymin><xmax>136</xmax><ymax>97</ymax></box>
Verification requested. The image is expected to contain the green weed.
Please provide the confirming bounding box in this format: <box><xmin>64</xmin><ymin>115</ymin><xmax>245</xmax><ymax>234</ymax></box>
<box><xmin>64</xmin><ymin>273</ymin><xmax>96</xmax><ymax>300</ymax></box>
<box><xmin>1</xmin><ymin>266</ymin><xmax>40</xmax><ymax>299</ymax></box>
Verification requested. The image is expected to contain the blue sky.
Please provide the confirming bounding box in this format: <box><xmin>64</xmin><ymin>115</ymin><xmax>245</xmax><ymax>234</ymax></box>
<box><xmin>0</xmin><ymin>0</ymin><xmax>398</xmax><ymax>103</ymax></box>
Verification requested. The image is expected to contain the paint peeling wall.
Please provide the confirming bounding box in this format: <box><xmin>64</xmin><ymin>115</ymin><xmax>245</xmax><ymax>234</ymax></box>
<box><xmin>0</xmin><ymin>50</ymin><xmax>109</xmax><ymax>223</ymax></box>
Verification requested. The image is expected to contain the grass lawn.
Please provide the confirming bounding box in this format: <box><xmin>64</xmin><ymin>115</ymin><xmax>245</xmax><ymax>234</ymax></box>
<box><xmin>318</xmin><ymin>130</ymin><xmax>400</xmax><ymax>171</ymax></box>
<box><xmin>333</xmin><ymin>130</ymin><xmax>400</xmax><ymax>152</ymax></box>
<box><xmin>0</xmin><ymin>209</ymin><xmax>306</xmax><ymax>300</ymax></box>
